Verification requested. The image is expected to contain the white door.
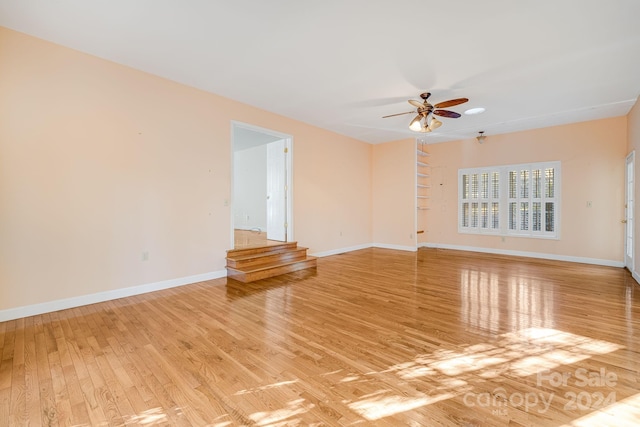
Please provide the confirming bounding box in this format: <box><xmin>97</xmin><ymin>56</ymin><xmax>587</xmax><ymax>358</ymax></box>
<box><xmin>625</xmin><ymin>152</ymin><xmax>634</xmax><ymax>270</ymax></box>
<box><xmin>266</xmin><ymin>139</ymin><xmax>287</xmax><ymax>241</ymax></box>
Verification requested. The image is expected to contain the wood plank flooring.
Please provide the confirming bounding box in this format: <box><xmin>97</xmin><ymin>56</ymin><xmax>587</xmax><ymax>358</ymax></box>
<box><xmin>1</xmin><ymin>248</ymin><xmax>640</xmax><ymax>426</ymax></box>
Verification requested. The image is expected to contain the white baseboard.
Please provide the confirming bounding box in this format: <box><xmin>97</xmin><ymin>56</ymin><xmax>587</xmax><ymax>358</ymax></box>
<box><xmin>0</xmin><ymin>270</ymin><xmax>227</xmax><ymax>322</ymax></box>
<box><xmin>310</xmin><ymin>243</ymin><xmax>372</xmax><ymax>258</ymax></box>
<box><xmin>311</xmin><ymin>243</ymin><xmax>418</xmax><ymax>258</ymax></box>
<box><xmin>419</xmin><ymin>242</ymin><xmax>624</xmax><ymax>268</ymax></box>
<box><xmin>234</xmin><ymin>225</ymin><xmax>265</xmax><ymax>232</ymax></box>
<box><xmin>631</xmin><ymin>269</ymin><xmax>640</xmax><ymax>285</ymax></box>
<box><xmin>372</xmin><ymin>243</ymin><xmax>417</xmax><ymax>252</ymax></box>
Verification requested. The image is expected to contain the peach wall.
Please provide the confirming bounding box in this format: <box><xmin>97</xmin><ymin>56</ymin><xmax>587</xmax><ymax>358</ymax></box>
<box><xmin>627</xmin><ymin>97</ymin><xmax>640</xmax><ymax>277</ymax></box>
<box><xmin>294</xmin><ymin>126</ymin><xmax>372</xmax><ymax>253</ymax></box>
<box><xmin>0</xmin><ymin>27</ymin><xmax>372</xmax><ymax>312</ymax></box>
<box><xmin>371</xmin><ymin>139</ymin><xmax>416</xmax><ymax>249</ymax></box>
<box><xmin>426</xmin><ymin>117</ymin><xmax>627</xmax><ymax>263</ymax></box>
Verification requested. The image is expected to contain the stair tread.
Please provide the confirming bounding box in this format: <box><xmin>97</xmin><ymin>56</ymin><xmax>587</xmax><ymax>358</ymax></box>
<box><xmin>227</xmin><ymin>246</ymin><xmax>308</xmax><ymax>262</ymax></box>
<box><xmin>226</xmin><ymin>256</ymin><xmax>317</xmax><ymax>274</ymax></box>
<box><xmin>226</xmin><ymin>242</ymin><xmax>298</xmax><ymax>257</ymax></box>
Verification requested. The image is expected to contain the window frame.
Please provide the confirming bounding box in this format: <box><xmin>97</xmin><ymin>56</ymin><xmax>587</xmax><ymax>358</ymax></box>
<box><xmin>458</xmin><ymin>161</ymin><xmax>561</xmax><ymax>239</ymax></box>
<box><xmin>459</xmin><ymin>170</ymin><xmax>501</xmax><ymax>234</ymax></box>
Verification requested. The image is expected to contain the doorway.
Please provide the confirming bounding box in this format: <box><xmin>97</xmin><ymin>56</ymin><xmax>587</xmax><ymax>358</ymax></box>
<box><xmin>231</xmin><ymin>122</ymin><xmax>293</xmax><ymax>249</ymax></box>
<box><xmin>625</xmin><ymin>151</ymin><xmax>634</xmax><ymax>271</ymax></box>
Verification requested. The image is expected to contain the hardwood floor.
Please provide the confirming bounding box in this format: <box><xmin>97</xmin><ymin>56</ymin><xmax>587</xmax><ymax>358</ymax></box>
<box><xmin>1</xmin><ymin>248</ymin><xmax>640</xmax><ymax>426</ymax></box>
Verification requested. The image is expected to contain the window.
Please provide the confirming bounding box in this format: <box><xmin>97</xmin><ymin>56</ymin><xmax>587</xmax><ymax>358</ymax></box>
<box><xmin>459</xmin><ymin>161</ymin><xmax>560</xmax><ymax>238</ymax></box>
<box><xmin>460</xmin><ymin>171</ymin><xmax>500</xmax><ymax>232</ymax></box>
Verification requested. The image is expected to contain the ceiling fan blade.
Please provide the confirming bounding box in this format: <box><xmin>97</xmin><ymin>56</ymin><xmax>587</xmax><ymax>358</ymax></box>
<box><xmin>408</xmin><ymin>100</ymin><xmax>424</xmax><ymax>108</ymax></box>
<box><xmin>434</xmin><ymin>109</ymin><xmax>462</xmax><ymax>118</ymax></box>
<box><xmin>382</xmin><ymin>111</ymin><xmax>415</xmax><ymax>118</ymax></box>
<box><xmin>434</xmin><ymin>98</ymin><xmax>469</xmax><ymax>108</ymax></box>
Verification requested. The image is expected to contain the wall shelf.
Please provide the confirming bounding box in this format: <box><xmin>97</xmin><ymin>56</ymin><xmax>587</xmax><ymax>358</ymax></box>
<box><xmin>416</xmin><ymin>143</ymin><xmax>430</xmax><ymax>241</ymax></box>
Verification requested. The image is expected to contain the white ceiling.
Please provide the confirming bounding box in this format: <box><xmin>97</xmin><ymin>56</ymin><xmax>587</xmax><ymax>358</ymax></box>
<box><xmin>1</xmin><ymin>0</ymin><xmax>639</xmax><ymax>144</ymax></box>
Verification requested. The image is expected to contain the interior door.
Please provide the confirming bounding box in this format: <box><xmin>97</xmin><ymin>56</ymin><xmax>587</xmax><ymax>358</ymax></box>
<box><xmin>625</xmin><ymin>152</ymin><xmax>634</xmax><ymax>270</ymax></box>
<box><xmin>266</xmin><ymin>139</ymin><xmax>287</xmax><ymax>241</ymax></box>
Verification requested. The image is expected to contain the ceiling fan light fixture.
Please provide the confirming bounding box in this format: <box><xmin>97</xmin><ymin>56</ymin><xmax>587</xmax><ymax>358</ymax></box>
<box><xmin>409</xmin><ymin>115</ymin><xmax>423</xmax><ymax>132</ymax></box>
<box><xmin>384</xmin><ymin>91</ymin><xmax>469</xmax><ymax>133</ymax></box>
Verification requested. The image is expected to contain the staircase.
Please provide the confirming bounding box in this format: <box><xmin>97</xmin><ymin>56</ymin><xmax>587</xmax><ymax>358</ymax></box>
<box><xmin>226</xmin><ymin>242</ymin><xmax>317</xmax><ymax>283</ymax></box>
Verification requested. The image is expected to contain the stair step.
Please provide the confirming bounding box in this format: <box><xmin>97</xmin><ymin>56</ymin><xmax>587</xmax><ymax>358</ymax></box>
<box><xmin>226</xmin><ymin>241</ymin><xmax>318</xmax><ymax>283</ymax></box>
<box><xmin>226</xmin><ymin>247</ymin><xmax>309</xmax><ymax>269</ymax></box>
<box><xmin>227</xmin><ymin>256</ymin><xmax>317</xmax><ymax>283</ymax></box>
<box><xmin>226</xmin><ymin>242</ymin><xmax>298</xmax><ymax>258</ymax></box>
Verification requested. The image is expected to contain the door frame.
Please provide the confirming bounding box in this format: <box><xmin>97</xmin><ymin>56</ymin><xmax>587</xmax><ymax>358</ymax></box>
<box><xmin>230</xmin><ymin>121</ymin><xmax>293</xmax><ymax>248</ymax></box>
<box><xmin>266</xmin><ymin>139</ymin><xmax>288</xmax><ymax>242</ymax></box>
<box><xmin>625</xmin><ymin>151</ymin><xmax>634</xmax><ymax>271</ymax></box>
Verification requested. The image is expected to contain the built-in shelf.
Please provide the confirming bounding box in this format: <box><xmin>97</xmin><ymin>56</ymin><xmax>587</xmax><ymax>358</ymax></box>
<box><xmin>417</xmin><ymin>145</ymin><xmax>430</xmax><ymax>239</ymax></box>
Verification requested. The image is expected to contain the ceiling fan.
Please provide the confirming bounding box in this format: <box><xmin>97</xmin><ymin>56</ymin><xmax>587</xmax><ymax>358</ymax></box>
<box><xmin>383</xmin><ymin>92</ymin><xmax>469</xmax><ymax>133</ymax></box>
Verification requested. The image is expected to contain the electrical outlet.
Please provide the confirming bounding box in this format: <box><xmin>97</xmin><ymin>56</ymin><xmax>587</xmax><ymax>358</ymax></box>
<box><xmin>587</xmin><ymin>201</ymin><xmax>592</xmax><ymax>208</ymax></box>
<box><xmin>142</xmin><ymin>251</ymin><xmax>149</xmax><ymax>261</ymax></box>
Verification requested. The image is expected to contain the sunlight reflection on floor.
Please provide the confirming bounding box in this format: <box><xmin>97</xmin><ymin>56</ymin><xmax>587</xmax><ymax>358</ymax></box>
<box><xmin>385</xmin><ymin>328</ymin><xmax>622</xmax><ymax>380</ymax></box>
<box><xmin>122</xmin><ymin>407</ymin><xmax>169</xmax><ymax>425</ymax></box>
<box><xmin>347</xmin><ymin>391</ymin><xmax>454</xmax><ymax>421</ymax></box>
<box><xmin>504</xmin><ymin>328</ymin><xmax>622</xmax><ymax>376</ymax></box>
<box><xmin>339</xmin><ymin>327</ymin><xmax>627</xmax><ymax>422</ymax></box>
<box><xmin>563</xmin><ymin>392</ymin><xmax>640</xmax><ymax>427</ymax></box>
<box><xmin>249</xmin><ymin>398</ymin><xmax>315</xmax><ymax>426</ymax></box>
